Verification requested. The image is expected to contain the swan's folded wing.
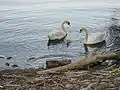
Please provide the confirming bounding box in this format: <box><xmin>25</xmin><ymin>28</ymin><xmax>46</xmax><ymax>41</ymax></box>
<box><xmin>48</xmin><ymin>31</ymin><xmax>66</xmax><ymax>40</ymax></box>
<box><xmin>87</xmin><ymin>32</ymin><xmax>105</xmax><ymax>44</ymax></box>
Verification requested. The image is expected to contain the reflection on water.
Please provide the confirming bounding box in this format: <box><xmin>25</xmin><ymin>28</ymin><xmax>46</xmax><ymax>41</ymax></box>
<box><xmin>0</xmin><ymin>0</ymin><xmax>120</xmax><ymax>69</ymax></box>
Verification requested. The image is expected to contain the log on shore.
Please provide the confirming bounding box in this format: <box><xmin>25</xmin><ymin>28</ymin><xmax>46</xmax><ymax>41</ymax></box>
<box><xmin>37</xmin><ymin>52</ymin><xmax>120</xmax><ymax>74</ymax></box>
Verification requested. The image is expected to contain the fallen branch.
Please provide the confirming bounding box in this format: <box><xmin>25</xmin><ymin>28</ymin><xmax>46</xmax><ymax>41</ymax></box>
<box><xmin>4</xmin><ymin>84</ymin><xmax>21</xmax><ymax>87</ymax></box>
<box><xmin>2</xmin><ymin>75</ymin><xmax>27</xmax><ymax>79</ymax></box>
<box><xmin>2</xmin><ymin>74</ymin><xmax>34</xmax><ymax>83</ymax></box>
<box><xmin>37</xmin><ymin>52</ymin><xmax>120</xmax><ymax>74</ymax></box>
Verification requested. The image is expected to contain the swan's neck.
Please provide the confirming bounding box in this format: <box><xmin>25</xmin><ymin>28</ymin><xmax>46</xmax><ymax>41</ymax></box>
<box><xmin>84</xmin><ymin>30</ymin><xmax>88</xmax><ymax>42</ymax></box>
<box><xmin>61</xmin><ymin>22</ymin><xmax>67</xmax><ymax>34</ymax></box>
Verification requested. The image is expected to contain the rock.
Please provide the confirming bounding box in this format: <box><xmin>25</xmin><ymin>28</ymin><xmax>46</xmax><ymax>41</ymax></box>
<box><xmin>115</xmin><ymin>77</ymin><xmax>120</xmax><ymax>85</ymax></box>
<box><xmin>28</xmin><ymin>57</ymin><xmax>36</xmax><ymax>61</ymax></box>
<box><xmin>65</xmin><ymin>84</ymin><xmax>73</xmax><ymax>89</ymax></box>
<box><xmin>46</xmin><ymin>59</ymin><xmax>71</xmax><ymax>68</ymax></box>
<box><xmin>115</xmin><ymin>77</ymin><xmax>120</xmax><ymax>81</ymax></box>
<box><xmin>118</xmin><ymin>86</ymin><xmax>120</xmax><ymax>90</ymax></box>
<box><xmin>5</xmin><ymin>62</ymin><xmax>10</xmax><ymax>66</ymax></box>
<box><xmin>11</xmin><ymin>64</ymin><xmax>19</xmax><ymax>68</ymax></box>
<box><xmin>46</xmin><ymin>60</ymin><xmax>59</xmax><ymax>68</ymax></box>
<box><xmin>81</xmin><ymin>83</ymin><xmax>96</xmax><ymax>90</ymax></box>
<box><xmin>0</xmin><ymin>55</ymin><xmax>5</xmax><ymax>59</ymax></box>
<box><xmin>0</xmin><ymin>85</ymin><xmax>4</xmax><ymax>89</ymax></box>
<box><xmin>6</xmin><ymin>57</ymin><xmax>12</xmax><ymax>60</ymax></box>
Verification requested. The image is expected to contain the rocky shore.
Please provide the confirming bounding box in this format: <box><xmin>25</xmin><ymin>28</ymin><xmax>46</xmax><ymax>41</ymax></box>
<box><xmin>0</xmin><ymin>62</ymin><xmax>120</xmax><ymax>90</ymax></box>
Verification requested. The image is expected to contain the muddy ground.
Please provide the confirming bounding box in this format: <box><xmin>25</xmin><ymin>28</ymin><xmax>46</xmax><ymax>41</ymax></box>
<box><xmin>0</xmin><ymin>63</ymin><xmax>120</xmax><ymax>90</ymax></box>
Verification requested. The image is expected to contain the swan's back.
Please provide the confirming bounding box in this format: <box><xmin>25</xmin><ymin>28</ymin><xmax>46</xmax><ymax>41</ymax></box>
<box><xmin>48</xmin><ymin>29</ymin><xmax>66</xmax><ymax>40</ymax></box>
<box><xmin>86</xmin><ymin>32</ymin><xmax>105</xmax><ymax>44</ymax></box>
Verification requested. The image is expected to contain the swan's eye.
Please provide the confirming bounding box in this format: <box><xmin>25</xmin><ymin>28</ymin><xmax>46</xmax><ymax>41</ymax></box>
<box><xmin>68</xmin><ymin>22</ymin><xmax>70</xmax><ymax>25</ymax></box>
<box><xmin>80</xmin><ymin>29</ymin><xmax>83</xmax><ymax>33</ymax></box>
<box><xmin>80</xmin><ymin>30</ymin><xmax>82</xmax><ymax>33</ymax></box>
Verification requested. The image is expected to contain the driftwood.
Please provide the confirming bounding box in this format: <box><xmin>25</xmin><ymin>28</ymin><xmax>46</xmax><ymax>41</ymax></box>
<box><xmin>37</xmin><ymin>52</ymin><xmax>120</xmax><ymax>74</ymax></box>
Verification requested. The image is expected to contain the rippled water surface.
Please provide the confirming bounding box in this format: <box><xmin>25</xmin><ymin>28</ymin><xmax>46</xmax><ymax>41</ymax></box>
<box><xmin>0</xmin><ymin>0</ymin><xmax>120</xmax><ymax>69</ymax></box>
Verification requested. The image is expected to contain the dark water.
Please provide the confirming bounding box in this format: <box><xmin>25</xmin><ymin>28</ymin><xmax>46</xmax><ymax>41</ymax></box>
<box><xmin>0</xmin><ymin>0</ymin><xmax>120</xmax><ymax>69</ymax></box>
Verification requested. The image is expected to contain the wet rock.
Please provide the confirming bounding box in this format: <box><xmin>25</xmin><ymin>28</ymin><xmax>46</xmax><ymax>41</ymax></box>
<box><xmin>0</xmin><ymin>55</ymin><xmax>5</xmax><ymax>59</ymax></box>
<box><xmin>6</xmin><ymin>57</ymin><xmax>12</xmax><ymax>60</ymax></box>
<box><xmin>5</xmin><ymin>62</ymin><xmax>10</xmax><ymax>66</ymax></box>
<box><xmin>46</xmin><ymin>59</ymin><xmax>71</xmax><ymax>68</ymax></box>
<box><xmin>11</xmin><ymin>64</ymin><xmax>19</xmax><ymax>68</ymax></box>
<box><xmin>28</xmin><ymin>57</ymin><xmax>36</xmax><ymax>61</ymax></box>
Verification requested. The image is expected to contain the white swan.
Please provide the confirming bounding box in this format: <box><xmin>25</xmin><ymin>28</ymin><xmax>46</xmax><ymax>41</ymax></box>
<box><xmin>80</xmin><ymin>28</ymin><xmax>105</xmax><ymax>55</ymax></box>
<box><xmin>47</xmin><ymin>20</ymin><xmax>71</xmax><ymax>46</ymax></box>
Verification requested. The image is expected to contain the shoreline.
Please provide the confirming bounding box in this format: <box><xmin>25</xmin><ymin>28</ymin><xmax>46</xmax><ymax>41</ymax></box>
<box><xmin>0</xmin><ymin>62</ymin><xmax>120</xmax><ymax>90</ymax></box>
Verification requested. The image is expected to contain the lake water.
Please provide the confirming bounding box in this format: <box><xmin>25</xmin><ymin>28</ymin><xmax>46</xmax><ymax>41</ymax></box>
<box><xmin>0</xmin><ymin>0</ymin><xmax>120</xmax><ymax>69</ymax></box>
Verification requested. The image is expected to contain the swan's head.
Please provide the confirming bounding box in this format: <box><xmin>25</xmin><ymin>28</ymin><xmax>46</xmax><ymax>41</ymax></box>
<box><xmin>80</xmin><ymin>28</ymin><xmax>87</xmax><ymax>33</ymax></box>
<box><xmin>63</xmin><ymin>20</ymin><xmax>71</xmax><ymax>26</ymax></box>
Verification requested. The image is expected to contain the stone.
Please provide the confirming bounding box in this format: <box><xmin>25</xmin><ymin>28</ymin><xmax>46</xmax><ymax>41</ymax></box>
<box><xmin>46</xmin><ymin>59</ymin><xmax>71</xmax><ymax>68</ymax></box>
<box><xmin>28</xmin><ymin>57</ymin><xmax>36</xmax><ymax>61</ymax></box>
<box><xmin>11</xmin><ymin>64</ymin><xmax>19</xmax><ymax>68</ymax></box>
<box><xmin>0</xmin><ymin>55</ymin><xmax>5</xmax><ymax>59</ymax></box>
<box><xmin>5</xmin><ymin>62</ymin><xmax>10</xmax><ymax>66</ymax></box>
<box><xmin>65</xmin><ymin>84</ymin><xmax>73</xmax><ymax>89</ymax></box>
<box><xmin>6</xmin><ymin>57</ymin><xmax>12</xmax><ymax>60</ymax></box>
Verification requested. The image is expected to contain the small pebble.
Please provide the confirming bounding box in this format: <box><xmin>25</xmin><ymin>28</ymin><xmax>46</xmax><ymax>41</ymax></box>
<box><xmin>27</xmin><ymin>57</ymin><xmax>36</xmax><ymax>61</ymax></box>
<box><xmin>28</xmin><ymin>57</ymin><xmax>35</xmax><ymax>60</ymax></box>
<box><xmin>115</xmin><ymin>77</ymin><xmax>120</xmax><ymax>81</ymax></box>
<box><xmin>0</xmin><ymin>55</ymin><xmax>5</xmax><ymax>59</ymax></box>
<box><xmin>6</xmin><ymin>57</ymin><xmax>12</xmax><ymax>60</ymax></box>
<box><xmin>11</xmin><ymin>64</ymin><xmax>19</xmax><ymax>68</ymax></box>
<box><xmin>65</xmin><ymin>84</ymin><xmax>73</xmax><ymax>89</ymax></box>
<box><xmin>0</xmin><ymin>85</ymin><xmax>4</xmax><ymax>89</ymax></box>
<box><xmin>5</xmin><ymin>62</ymin><xmax>10</xmax><ymax>66</ymax></box>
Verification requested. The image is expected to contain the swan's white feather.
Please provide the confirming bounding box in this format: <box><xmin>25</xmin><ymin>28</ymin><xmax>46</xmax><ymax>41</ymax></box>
<box><xmin>48</xmin><ymin>29</ymin><xmax>66</xmax><ymax>40</ymax></box>
<box><xmin>85</xmin><ymin>32</ymin><xmax>105</xmax><ymax>44</ymax></box>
